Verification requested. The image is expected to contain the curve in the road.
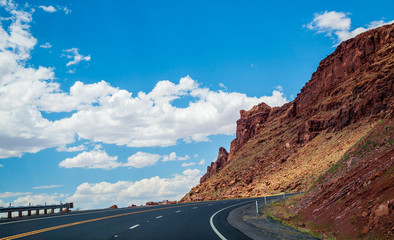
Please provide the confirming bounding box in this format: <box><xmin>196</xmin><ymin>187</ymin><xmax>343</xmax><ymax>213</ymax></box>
<box><xmin>210</xmin><ymin>200</ymin><xmax>254</xmax><ymax>240</ymax></box>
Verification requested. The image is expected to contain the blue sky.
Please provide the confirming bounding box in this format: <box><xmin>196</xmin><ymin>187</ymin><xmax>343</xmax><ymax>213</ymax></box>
<box><xmin>0</xmin><ymin>0</ymin><xmax>393</xmax><ymax>210</ymax></box>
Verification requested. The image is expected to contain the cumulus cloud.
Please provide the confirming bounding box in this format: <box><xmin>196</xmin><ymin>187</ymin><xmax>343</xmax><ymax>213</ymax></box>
<box><xmin>56</xmin><ymin>145</ymin><xmax>86</xmax><ymax>152</ymax></box>
<box><xmin>39</xmin><ymin>42</ymin><xmax>52</xmax><ymax>48</ymax></box>
<box><xmin>32</xmin><ymin>185</ymin><xmax>63</xmax><ymax>190</ymax></box>
<box><xmin>59</xmin><ymin>76</ymin><xmax>287</xmax><ymax>148</ymax></box>
<box><xmin>218</xmin><ymin>82</ymin><xmax>227</xmax><ymax>90</ymax></box>
<box><xmin>63</xmin><ymin>48</ymin><xmax>91</xmax><ymax>67</ymax></box>
<box><xmin>181</xmin><ymin>162</ymin><xmax>196</xmax><ymax>167</ymax></box>
<box><xmin>59</xmin><ymin>148</ymin><xmax>119</xmax><ymax>169</ymax></box>
<box><xmin>38</xmin><ymin>5</ymin><xmax>71</xmax><ymax>14</ymax></box>
<box><xmin>0</xmin><ymin>1</ymin><xmax>75</xmax><ymax>158</ymax></box>
<box><xmin>181</xmin><ymin>159</ymin><xmax>205</xmax><ymax>167</ymax></box>
<box><xmin>0</xmin><ymin>192</ymin><xmax>32</xmax><ymax>198</ymax></box>
<box><xmin>39</xmin><ymin>5</ymin><xmax>56</xmax><ymax>13</ymax></box>
<box><xmin>66</xmin><ymin>169</ymin><xmax>202</xmax><ymax>209</ymax></box>
<box><xmin>12</xmin><ymin>193</ymin><xmax>68</xmax><ymax>206</ymax></box>
<box><xmin>124</xmin><ymin>152</ymin><xmax>161</xmax><ymax>168</ymax></box>
<box><xmin>63</xmin><ymin>7</ymin><xmax>71</xmax><ymax>15</ymax></box>
<box><xmin>306</xmin><ymin>11</ymin><xmax>394</xmax><ymax>43</ymax></box>
<box><xmin>162</xmin><ymin>152</ymin><xmax>190</xmax><ymax>162</ymax></box>
<box><xmin>58</xmin><ymin>150</ymin><xmax>190</xmax><ymax>170</ymax></box>
<box><xmin>0</xmin><ymin>1</ymin><xmax>288</xmax><ymax>159</ymax></box>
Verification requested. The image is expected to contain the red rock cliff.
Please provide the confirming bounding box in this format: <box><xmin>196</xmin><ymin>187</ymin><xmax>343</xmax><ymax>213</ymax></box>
<box><xmin>183</xmin><ymin>23</ymin><xmax>393</xmax><ymax>202</ymax></box>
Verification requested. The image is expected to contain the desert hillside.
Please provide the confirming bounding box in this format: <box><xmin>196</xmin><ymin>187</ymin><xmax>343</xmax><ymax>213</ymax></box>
<box><xmin>182</xmin><ymin>23</ymin><xmax>393</xmax><ymax>202</ymax></box>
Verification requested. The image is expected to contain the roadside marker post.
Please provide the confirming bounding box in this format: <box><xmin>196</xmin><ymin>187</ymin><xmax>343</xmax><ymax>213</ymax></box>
<box><xmin>264</xmin><ymin>196</ymin><xmax>267</xmax><ymax>205</ymax></box>
<box><xmin>255</xmin><ymin>201</ymin><xmax>259</xmax><ymax>215</ymax></box>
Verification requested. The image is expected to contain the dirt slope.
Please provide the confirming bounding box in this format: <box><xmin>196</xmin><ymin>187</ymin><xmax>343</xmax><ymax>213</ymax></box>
<box><xmin>292</xmin><ymin>117</ymin><xmax>394</xmax><ymax>239</ymax></box>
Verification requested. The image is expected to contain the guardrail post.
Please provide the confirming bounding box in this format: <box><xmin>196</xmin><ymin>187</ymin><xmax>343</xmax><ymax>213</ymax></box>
<box><xmin>28</xmin><ymin>210</ymin><xmax>31</xmax><ymax>216</ymax></box>
<box><xmin>8</xmin><ymin>212</ymin><xmax>11</xmax><ymax>218</ymax></box>
<box><xmin>18</xmin><ymin>211</ymin><xmax>22</xmax><ymax>217</ymax></box>
<box><xmin>36</xmin><ymin>210</ymin><xmax>39</xmax><ymax>215</ymax></box>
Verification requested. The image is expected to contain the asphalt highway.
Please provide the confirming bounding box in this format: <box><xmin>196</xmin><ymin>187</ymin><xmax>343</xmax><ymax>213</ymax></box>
<box><xmin>0</xmin><ymin>196</ymin><xmax>282</xmax><ymax>240</ymax></box>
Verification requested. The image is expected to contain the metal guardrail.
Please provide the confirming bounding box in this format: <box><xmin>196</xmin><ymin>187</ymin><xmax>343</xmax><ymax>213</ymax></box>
<box><xmin>0</xmin><ymin>203</ymin><xmax>73</xmax><ymax>218</ymax></box>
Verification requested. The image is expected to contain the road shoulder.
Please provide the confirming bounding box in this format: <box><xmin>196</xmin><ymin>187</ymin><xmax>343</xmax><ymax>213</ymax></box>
<box><xmin>227</xmin><ymin>200</ymin><xmax>320</xmax><ymax>240</ymax></box>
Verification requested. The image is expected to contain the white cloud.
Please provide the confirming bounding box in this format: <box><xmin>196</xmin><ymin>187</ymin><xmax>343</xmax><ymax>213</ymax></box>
<box><xmin>60</xmin><ymin>76</ymin><xmax>287</xmax><ymax>148</ymax></box>
<box><xmin>181</xmin><ymin>162</ymin><xmax>196</xmax><ymax>167</ymax></box>
<box><xmin>0</xmin><ymin>192</ymin><xmax>32</xmax><ymax>198</ymax></box>
<box><xmin>56</xmin><ymin>145</ymin><xmax>86</xmax><ymax>152</ymax></box>
<box><xmin>124</xmin><ymin>152</ymin><xmax>161</xmax><ymax>168</ymax></box>
<box><xmin>306</xmin><ymin>11</ymin><xmax>350</xmax><ymax>32</ymax></box>
<box><xmin>58</xmin><ymin>148</ymin><xmax>190</xmax><ymax>170</ymax></box>
<box><xmin>66</xmin><ymin>169</ymin><xmax>202</xmax><ymax>209</ymax></box>
<box><xmin>63</xmin><ymin>48</ymin><xmax>91</xmax><ymax>67</ymax></box>
<box><xmin>162</xmin><ymin>152</ymin><xmax>190</xmax><ymax>162</ymax></box>
<box><xmin>59</xmin><ymin>148</ymin><xmax>120</xmax><ymax>169</ymax></box>
<box><xmin>12</xmin><ymin>193</ymin><xmax>68</xmax><ymax>206</ymax></box>
<box><xmin>218</xmin><ymin>82</ymin><xmax>227</xmax><ymax>90</ymax></box>
<box><xmin>39</xmin><ymin>42</ymin><xmax>52</xmax><ymax>48</ymax></box>
<box><xmin>0</xmin><ymin>1</ymin><xmax>75</xmax><ymax>158</ymax></box>
<box><xmin>198</xmin><ymin>159</ymin><xmax>205</xmax><ymax>165</ymax></box>
<box><xmin>306</xmin><ymin>11</ymin><xmax>394</xmax><ymax>43</ymax></box>
<box><xmin>38</xmin><ymin>5</ymin><xmax>71</xmax><ymax>15</ymax></box>
<box><xmin>32</xmin><ymin>185</ymin><xmax>63</xmax><ymax>190</ymax></box>
<box><xmin>182</xmin><ymin>168</ymin><xmax>201</xmax><ymax>177</ymax></box>
<box><xmin>63</xmin><ymin>7</ymin><xmax>71</xmax><ymax>15</ymax></box>
<box><xmin>0</xmin><ymin>2</ymin><xmax>288</xmax><ymax>159</ymax></box>
<box><xmin>39</xmin><ymin>5</ymin><xmax>57</xmax><ymax>13</ymax></box>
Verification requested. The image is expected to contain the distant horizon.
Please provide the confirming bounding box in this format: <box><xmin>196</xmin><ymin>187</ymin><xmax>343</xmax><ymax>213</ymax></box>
<box><xmin>0</xmin><ymin>0</ymin><xmax>393</xmax><ymax>210</ymax></box>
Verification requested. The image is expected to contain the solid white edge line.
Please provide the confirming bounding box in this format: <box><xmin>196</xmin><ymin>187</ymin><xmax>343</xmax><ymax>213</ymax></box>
<box><xmin>209</xmin><ymin>200</ymin><xmax>254</xmax><ymax>240</ymax></box>
<box><xmin>129</xmin><ymin>224</ymin><xmax>140</xmax><ymax>229</ymax></box>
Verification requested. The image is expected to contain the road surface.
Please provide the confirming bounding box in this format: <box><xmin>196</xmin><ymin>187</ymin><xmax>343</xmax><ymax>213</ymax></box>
<box><xmin>1</xmin><ymin>197</ymin><xmax>277</xmax><ymax>240</ymax></box>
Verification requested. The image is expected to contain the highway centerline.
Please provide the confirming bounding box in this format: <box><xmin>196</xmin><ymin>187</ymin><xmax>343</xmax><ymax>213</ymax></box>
<box><xmin>129</xmin><ymin>224</ymin><xmax>139</xmax><ymax>229</ymax></box>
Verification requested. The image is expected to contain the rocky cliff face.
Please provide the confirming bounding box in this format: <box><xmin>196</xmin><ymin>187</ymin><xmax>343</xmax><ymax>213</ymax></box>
<box><xmin>182</xmin><ymin>23</ymin><xmax>393</xmax><ymax>202</ymax></box>
<box><xmin>200</xmin><ymin>147</ymin><xmax>228</xmax><ymax>183</ymax></box>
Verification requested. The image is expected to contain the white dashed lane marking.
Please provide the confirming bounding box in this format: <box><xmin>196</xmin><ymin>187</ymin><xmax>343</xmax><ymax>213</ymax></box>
<box><xmin>175</xmin><ymin>210</ymin><xmax>181</xmax><ymax>213</ymax></box>
<box><xmin>192</xmin><ymin>207</ymin><xmax>198</xmax><ymax>209</ymax></box>
<box><xmin>129</xmin><ymin>224</ymin><xmax>140</xmax><ymax>229</ymax></box>
<box><xmin>156</xmin><ymin>215</ymin><xmax>162</xmax><ymax>219</ymax></box>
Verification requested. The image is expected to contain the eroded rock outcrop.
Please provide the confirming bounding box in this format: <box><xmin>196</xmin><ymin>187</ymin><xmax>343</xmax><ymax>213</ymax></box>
<box><xmin>229</xmin><ymin>102</ymin><xmax>271</xmax><ymax>157</ymax></box>
<box><xmin>200</xmin><ymin>147</ymin><xmax>228</xmax><ymax>183</ymax></box>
